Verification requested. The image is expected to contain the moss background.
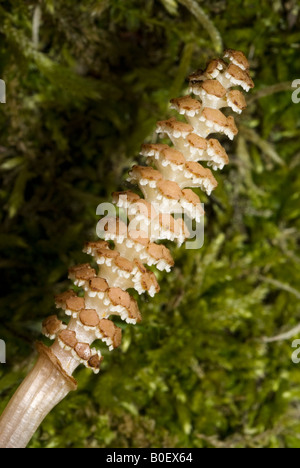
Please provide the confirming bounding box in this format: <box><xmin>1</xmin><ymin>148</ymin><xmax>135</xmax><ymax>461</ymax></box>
<box><xmin>0</xmin><ymin>0</ymin><xmax>300</xmax><ymax>448</ymax></box>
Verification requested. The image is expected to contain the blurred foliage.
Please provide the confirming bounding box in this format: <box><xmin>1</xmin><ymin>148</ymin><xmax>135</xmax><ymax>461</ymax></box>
<box><xmin>0</xmin><ymin>0</ymin><xmax>300</xmax><ymax>449</ymax></box>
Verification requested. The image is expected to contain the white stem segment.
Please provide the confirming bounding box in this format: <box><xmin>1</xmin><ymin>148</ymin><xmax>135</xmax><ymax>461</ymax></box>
<box><xmin>0</xmin><ymin>344</ymin><xmax>77</xmax><ymax>449</ymax></box>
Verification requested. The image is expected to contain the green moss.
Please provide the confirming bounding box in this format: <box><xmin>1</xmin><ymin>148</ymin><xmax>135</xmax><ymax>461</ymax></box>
<box><xmin>0</xmin><ymin>0</ymin><xmax>300</xmax><ymax>448</ymax></box>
